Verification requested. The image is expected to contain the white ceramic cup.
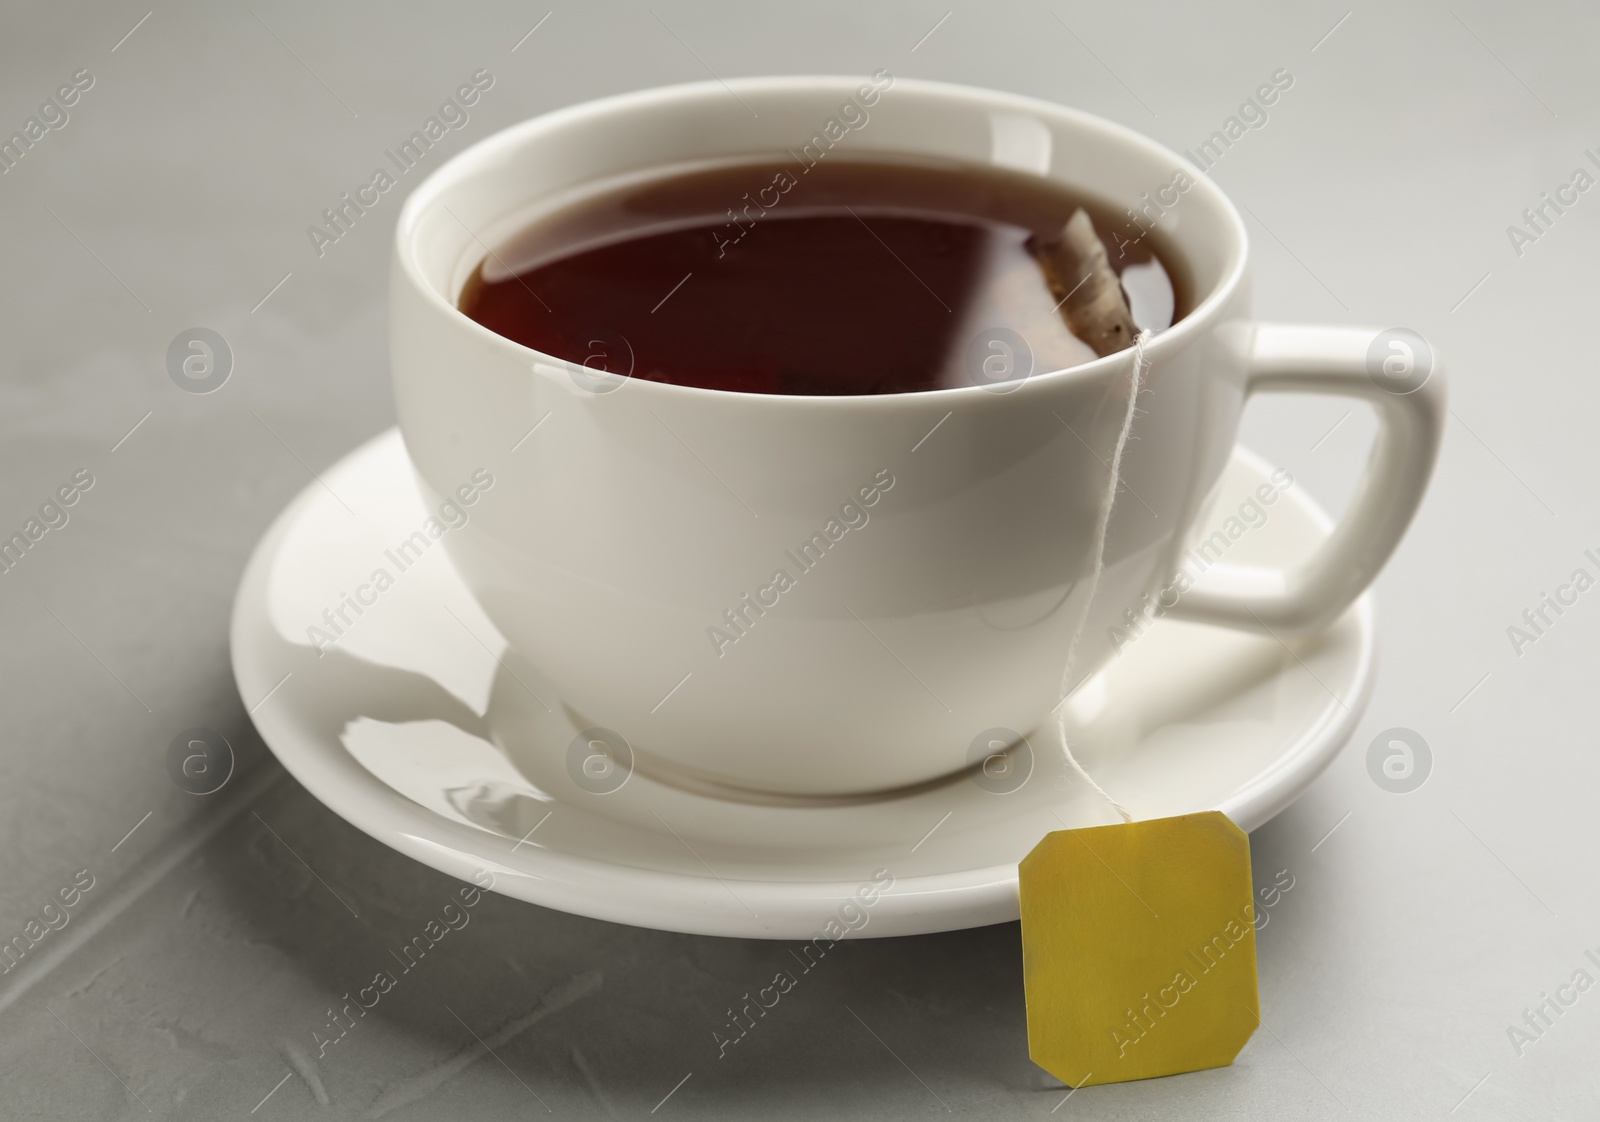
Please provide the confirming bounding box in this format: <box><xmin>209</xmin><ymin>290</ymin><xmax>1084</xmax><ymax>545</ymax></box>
<box><xmin>391</xmin><ymin>76</ymin><xmax>1444</xmax><ymax>798</ymax></box>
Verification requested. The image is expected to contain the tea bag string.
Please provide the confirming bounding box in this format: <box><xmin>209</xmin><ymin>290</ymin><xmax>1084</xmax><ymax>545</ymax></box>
<box><xmin>1052</xmin><ymin>328</ymin><xmax>1151</xmax><ymax>825</ymax></box>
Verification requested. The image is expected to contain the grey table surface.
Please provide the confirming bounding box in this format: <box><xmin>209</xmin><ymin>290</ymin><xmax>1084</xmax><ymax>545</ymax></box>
<box><xmin>0</xmin><ymin>1</ymin><xmax>1594</xmax><ymax>1118</ymax></box>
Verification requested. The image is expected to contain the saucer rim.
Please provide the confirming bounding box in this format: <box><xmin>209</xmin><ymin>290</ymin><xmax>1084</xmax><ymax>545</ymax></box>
<box><xmin>231</xmin><ymin>428</ymin><xmax>1375</xmax><ymax>939</ymax></box>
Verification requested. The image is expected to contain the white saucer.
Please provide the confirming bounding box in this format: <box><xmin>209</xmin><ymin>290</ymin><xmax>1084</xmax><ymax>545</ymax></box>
<box><xmin>231</xmin><ymin>429</ymin><xmax>1373</xmax><ymax>939</ymax></box>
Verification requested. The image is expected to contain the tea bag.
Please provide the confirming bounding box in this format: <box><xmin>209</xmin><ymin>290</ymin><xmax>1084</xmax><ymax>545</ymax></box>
<box><xmin>1014</xmin><ymin>255</ymin><xmax>1261</xmax><ymax>1088</ymax></box>
<box><xmin>1030</xmin><ymin>209</ymin><xmax>1140</xmax><ymax>357</ymax></box>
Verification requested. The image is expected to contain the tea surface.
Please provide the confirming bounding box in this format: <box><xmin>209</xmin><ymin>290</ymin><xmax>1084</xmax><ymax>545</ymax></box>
<box><xmin>459</xmin><ymin>156</ymin><xmax>1188</xmax><ymax>395</ymax></box>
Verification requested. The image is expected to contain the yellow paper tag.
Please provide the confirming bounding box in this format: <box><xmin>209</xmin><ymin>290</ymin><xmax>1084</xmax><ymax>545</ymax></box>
<box><xmin>1018</xmin><ymin>810</ymin><xmax>1260</xmax><ymax>1087</ymax></box>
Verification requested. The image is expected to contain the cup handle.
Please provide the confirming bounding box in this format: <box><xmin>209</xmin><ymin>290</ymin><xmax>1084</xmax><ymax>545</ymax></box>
<box><xmin>1162</xmin><ymin>323</ymin><xmax>1445</xmax><ymax>636</ymax></box>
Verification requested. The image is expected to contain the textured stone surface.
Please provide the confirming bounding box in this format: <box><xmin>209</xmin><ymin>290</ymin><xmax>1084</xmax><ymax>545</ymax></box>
<box><xmin>0</xmin><ymin>2</ymin><xmax>1592</xmax><ymax>1118</ymax></box>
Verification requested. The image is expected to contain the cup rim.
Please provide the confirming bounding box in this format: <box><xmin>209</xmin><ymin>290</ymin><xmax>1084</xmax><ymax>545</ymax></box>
<box><xmin>395</xmin><ymin>74</ymin><xmax>1249</xmax><ymax>405</ymax></box>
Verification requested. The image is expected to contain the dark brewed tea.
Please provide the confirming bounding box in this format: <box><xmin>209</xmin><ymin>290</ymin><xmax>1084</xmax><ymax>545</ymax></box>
<box><xmin>458</xmin><ymin>156</ymin><xmax>1190</xmax><ymax>395</ymax></box>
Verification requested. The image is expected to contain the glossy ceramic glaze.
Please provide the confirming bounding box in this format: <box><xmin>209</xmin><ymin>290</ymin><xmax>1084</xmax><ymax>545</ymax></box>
<box><xmin>389</xmin><ymin>77</ymin><xmax>1437</xmax><ymax>795</ymax></box>
<box><xmin>230</xmin><ymin>430</ymin><xmax>1374</xmax><ymax>938</ymax></box>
